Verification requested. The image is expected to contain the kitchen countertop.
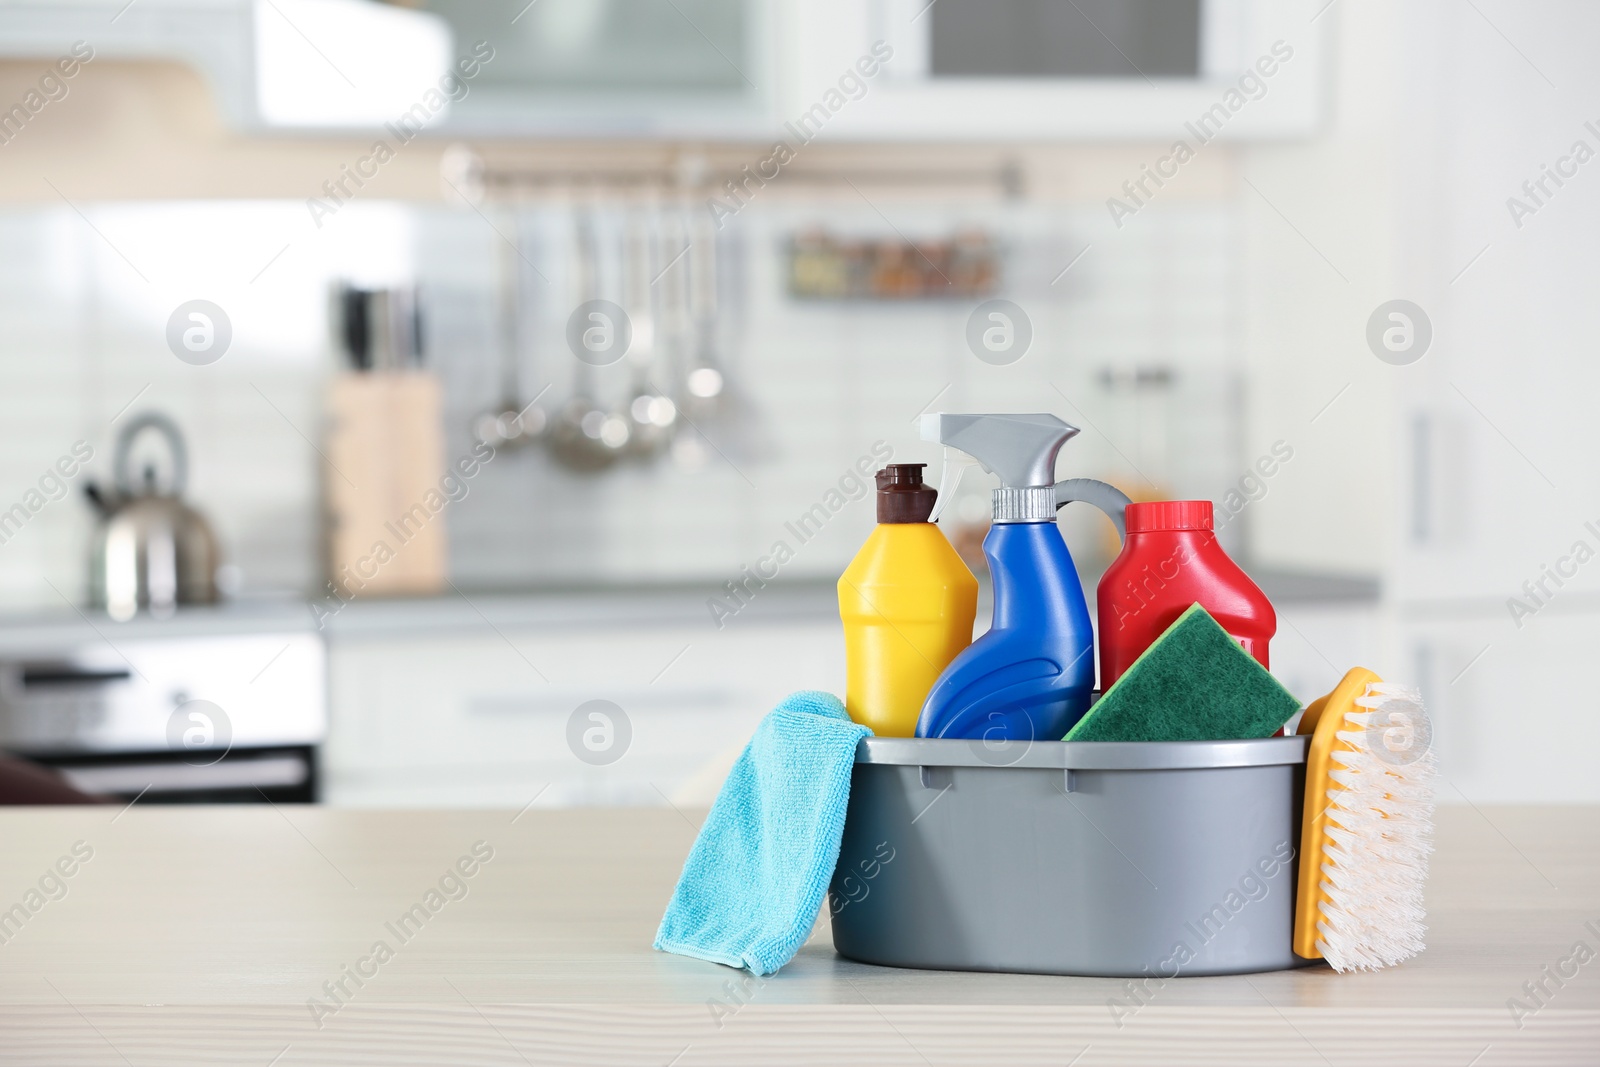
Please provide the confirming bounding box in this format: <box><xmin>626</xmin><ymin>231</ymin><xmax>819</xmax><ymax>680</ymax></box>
<box><xmin>0</xmin><ymin>567</ymin><xmax>1381</xmax><ymax>648</ymax></box>
<box><xmin>319</xmin><ymin>569</ymin><xmax>1380</xmax><ymax>638</ymax></box>
<box><xmin>0</xmin><ymin>805</ymin><xmax>1592</xmax><ymax>1065</ymax></box>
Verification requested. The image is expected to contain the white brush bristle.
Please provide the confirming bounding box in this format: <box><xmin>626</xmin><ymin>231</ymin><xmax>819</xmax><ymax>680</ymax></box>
<box><xmin>1314</xmin><ymin>682</ymin><xmax>1437</xmax><ymax>972</ymax></box>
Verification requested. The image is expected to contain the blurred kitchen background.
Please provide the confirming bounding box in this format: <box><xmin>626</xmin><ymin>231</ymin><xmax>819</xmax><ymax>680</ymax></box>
<box><xmin>0</xmin><ymin>0</ymin><xmax>1592</xmax><ymax>806</ymax></box>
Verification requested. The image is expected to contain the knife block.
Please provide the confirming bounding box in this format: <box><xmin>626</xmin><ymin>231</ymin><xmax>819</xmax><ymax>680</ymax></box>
<box><xmin>323</xmin><ymin>371</ymin><xmax>448</xmax><ymax>599</ymax></box>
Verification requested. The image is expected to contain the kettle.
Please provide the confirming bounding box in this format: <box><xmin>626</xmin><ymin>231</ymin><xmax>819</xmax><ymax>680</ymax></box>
<box><xmin>86</xmin><ymin>412</ymin><xmax>221</xmax><ymax>620</ymax></box>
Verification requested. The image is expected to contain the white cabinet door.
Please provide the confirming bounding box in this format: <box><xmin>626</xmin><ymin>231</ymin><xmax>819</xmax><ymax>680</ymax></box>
<box><xmin>1402</xmin><ymin>609</ymin><xmax>1600</xmax><ymax>804</ymax></box>
<box><xmin>324</xmin><ymin>620</ymin><xmax>844</xmax><ymax>809</ymax></box>
<box><xmin>1387</xmin><ymin>3</ymin><xmax>1600</xmax><ymax>603</ymax></box>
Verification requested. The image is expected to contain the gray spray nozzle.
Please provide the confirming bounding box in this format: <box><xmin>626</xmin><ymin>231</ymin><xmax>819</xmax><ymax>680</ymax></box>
<box><xmin>926</xmin><ymin>446</ymin><xmax>976</xmax><ymax>525</ymax></box>
<box><xmin>921</xmin><ymin>413</ymin><xmax>1079</xmax><ymax>523</ymax></box>
<box><xmin>919</xmin><ymin>413</ymin><xmax>1080</xmax><ymax>487</ymax></box>
<box><xmin>921</xmin><ymin>412</ymin><xmax>1127</xmax><ymax>528</ymax></box>
<box><xmin>920</xmin><ymin>412</ymin><xmax>1079</xmax><ymax>486</ymax></box>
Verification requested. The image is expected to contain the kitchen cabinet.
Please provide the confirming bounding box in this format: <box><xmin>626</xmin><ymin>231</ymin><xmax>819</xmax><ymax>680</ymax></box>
<box><xmin>791</xmin><ymin>0</ymin><xmax>1326</xmax><ymax>141</ymax></box>
<box><xmin>1386</xmin><ymin>1</ymin><xmax>1600</xmax><ymax>603</ymax></box>
<box><xmin>323</xmin><ymin>591</ymin><xmax>843</xmax><ymax>808</ymax></box>
<box><xmin>0</xmin><ymin>0</ymin><xmax>1325</xmax><ymax>140</ymax></box>
<box><xmin>1403</xmin><ymin>609</ymin><xmax>1600</xmax><ymax>805</ymax></box>
<box><xmin>0</xmin><ymin>0</ymin><xmax>452</xmax><ymax>130</ymax></box>
<box><xmin>426</xmin><ymin>0</ymin><xmax>771</xmax><ymax>138</ymax></box>
<box><xmin>1376</xmin><ymin>3</ymin><xmax>1600</xmax><ymax>805</ymax></box>
<box><xmin>1264</xmin><ymin>596</ymin><xmax>1600</xmax><ymax>804</ymax></box>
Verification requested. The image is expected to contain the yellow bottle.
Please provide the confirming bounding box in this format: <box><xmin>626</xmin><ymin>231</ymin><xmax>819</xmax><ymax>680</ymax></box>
<box><xmin>839</xmin><ymin>464</ymin><xmax>978</xmax><ymax>736</ymax></box>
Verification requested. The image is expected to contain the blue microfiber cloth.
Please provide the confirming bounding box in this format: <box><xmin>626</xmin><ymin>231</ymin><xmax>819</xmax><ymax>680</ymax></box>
<box><xmin>654</xmin><ymin>690</ymin><xmax>870</xmax><ymax>976</ymax></box>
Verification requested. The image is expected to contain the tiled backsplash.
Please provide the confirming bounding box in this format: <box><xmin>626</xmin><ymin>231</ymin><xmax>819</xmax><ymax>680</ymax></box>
<box><xmin>0</xmin><ymin>196</ymin><xmax>1241</xmax><ymax>607</ymax></box>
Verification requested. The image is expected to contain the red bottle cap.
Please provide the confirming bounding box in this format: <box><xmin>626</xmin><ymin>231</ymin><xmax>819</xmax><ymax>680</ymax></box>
<box><xmin>1126</xmin><ymin>500</ymin><xmax>1213</xmax><ymax>533</ymax></box>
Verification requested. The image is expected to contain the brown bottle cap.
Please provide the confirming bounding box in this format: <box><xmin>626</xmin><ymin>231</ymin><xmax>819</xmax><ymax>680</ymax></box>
<box><xmin>876</xmin><ymin>464</ymin><xmax>938</xmax><ymax>523</ymax></box>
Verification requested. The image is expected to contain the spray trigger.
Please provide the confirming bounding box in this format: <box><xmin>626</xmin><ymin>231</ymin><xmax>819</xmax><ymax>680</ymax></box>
<box><xmin>928</xmin><ymin>446</ymin><xmax>978</xmax><ymax>525</ymax></box>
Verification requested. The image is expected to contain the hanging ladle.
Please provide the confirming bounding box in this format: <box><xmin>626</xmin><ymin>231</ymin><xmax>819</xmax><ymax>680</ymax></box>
<box><xmin>548</xmin><ymin>200</ymin><xmax>629</xmax><ymax>471</ymax></box>
<box><xmin>473</xmin><ymin>207</ymin><xmax>547</xmax><ymax>449</ymax></box>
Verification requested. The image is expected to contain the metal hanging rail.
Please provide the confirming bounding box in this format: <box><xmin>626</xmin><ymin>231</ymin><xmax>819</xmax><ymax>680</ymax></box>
<box><xmin>440</xmin><ymin>147</ymin><xmax>1026</xmax><ymax>203</ymax></box>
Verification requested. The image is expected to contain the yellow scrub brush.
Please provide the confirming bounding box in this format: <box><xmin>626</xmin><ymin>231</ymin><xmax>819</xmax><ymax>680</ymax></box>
<box><xmin>1294</xmin><ymin>667</ymin><xmax>1437</xmax><ymax>971</ymax></box>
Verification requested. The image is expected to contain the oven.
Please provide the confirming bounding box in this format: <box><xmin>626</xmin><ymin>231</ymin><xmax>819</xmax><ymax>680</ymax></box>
<box><xmin>0</xmin><ymin>610</ymin><xmax>326</xmax><ymax>804</ymax></box>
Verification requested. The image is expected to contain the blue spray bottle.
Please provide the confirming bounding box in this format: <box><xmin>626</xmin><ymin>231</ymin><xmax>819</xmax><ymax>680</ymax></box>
<box><xmin>915</xmin><ymin>413</ymin><xmax>1131</xmax><ymax>742</ymax></box>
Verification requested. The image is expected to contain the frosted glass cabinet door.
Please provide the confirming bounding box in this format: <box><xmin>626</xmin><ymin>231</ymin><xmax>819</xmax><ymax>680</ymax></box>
<box><xmin>424</xmin><ymin>0</ymin><xmax>769</xmax><ymax>136</ymax></box>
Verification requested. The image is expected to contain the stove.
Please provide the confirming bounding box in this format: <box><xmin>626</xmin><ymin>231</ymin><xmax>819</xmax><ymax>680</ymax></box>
<box><xmin>0</xmin><ymin>604</ymin><xmax>325</xmax><ymax>803</ymax></box>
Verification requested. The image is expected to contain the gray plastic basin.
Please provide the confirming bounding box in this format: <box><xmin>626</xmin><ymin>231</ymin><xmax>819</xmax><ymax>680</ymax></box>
<box><xmin>829</xmin><ymin>735</ymin><xmax>1311</xmax><ymax>978</ymax></box>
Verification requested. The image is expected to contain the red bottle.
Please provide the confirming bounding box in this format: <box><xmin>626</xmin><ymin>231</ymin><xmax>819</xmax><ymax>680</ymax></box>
<box><xmin>1097</xmin><ymin>500</ymin><xmax>1275</xmax><ymax>689</ymax></box>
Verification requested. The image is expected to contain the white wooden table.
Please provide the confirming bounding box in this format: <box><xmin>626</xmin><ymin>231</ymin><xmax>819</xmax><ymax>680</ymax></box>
<box><xmin>0</xmin><ymin>805</ymin><xmax>1594</xmax><ymax>1065</ymax></box>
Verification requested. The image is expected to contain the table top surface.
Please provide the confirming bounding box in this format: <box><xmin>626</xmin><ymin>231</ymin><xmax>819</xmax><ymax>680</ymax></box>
<box><xmin>0</xmin><ymin>804</ymin><xmax>1594</xmax><ymax>1066</ymax></box>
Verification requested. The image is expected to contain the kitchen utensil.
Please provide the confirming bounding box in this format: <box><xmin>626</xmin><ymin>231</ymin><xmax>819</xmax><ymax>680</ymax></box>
<box><xmin>667</xmin><ymin>207</ymin><xmax>751</xmax><ymax>467</ymax></box>
<box><xmin>327</xmin><ymin>278</ymin><xmax>450</xmax><ymax>597</ymax></box>
<box><xmin>622</xmin><ymin>205</ymin><xmax>677</xmax><ymax>456</ymax></box>
<box><xmin>472</xmin><ymin>210</ymin><xmax>547</xmax><ymax>450</ymax></box>
<box><xmin>86</xmin><ymin>412</ymin><xmax>220</xmax><ymax>621</ymax></box>
<box><xmin>673</xmin><ymin>207</ymin><xmax>770</xmax><ymax>466</ymax></box>
<box><xmin>683</xmin><ymin>209</ymin><xmax>729</xmax><ymax>414</ymax></box>
<box><xmin>548</xmin><ymin>203</ymin><xmax>628</xmax><ymax>471</ymax></box>
<box><xmin>832</xmin><ymin>734</ymin><xmax>1311</xmax><ymax>977</ymax></box>
<box><xmin>324</xmin><ymin>372</ymin><xmax>449</xmax><ymax>598</ymax></box>
<box><xmin>654</xmin><ymin>206</ymin><xmax>709</xmax><ymax>469</ymax></box>
<box><xmin>336</xmin><ymin>285</ymin><xmax>420</xmax><ymax>372</ymax></box>
<box><xmin>1294</xmin><ymin>668</ymin><xmax>1436</xmax><ymax>971</ymax></box>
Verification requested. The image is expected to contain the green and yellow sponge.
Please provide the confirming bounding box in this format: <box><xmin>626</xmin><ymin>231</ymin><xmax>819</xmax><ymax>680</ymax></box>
<box><xmin>1065</xmin><ymin>604</ymin><xmax>1302</xmax><ymax>742</ymax></box>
